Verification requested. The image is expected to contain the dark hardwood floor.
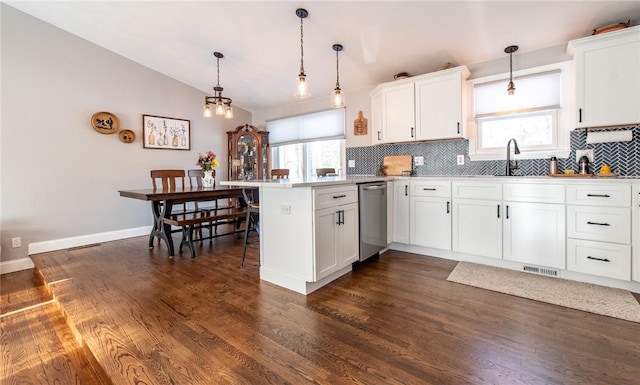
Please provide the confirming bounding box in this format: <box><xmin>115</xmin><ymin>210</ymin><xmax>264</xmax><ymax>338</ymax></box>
<box><xmin>2</xmin><ymin>229</ymin><xmax>640</xmax><ymax>385</ymax></box>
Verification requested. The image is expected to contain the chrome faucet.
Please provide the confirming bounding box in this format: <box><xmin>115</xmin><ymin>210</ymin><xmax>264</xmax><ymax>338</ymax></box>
<box><xmin>506</xmin><ymin>138</ymin><xmax>521</xmax><ymax>176</ymax></box>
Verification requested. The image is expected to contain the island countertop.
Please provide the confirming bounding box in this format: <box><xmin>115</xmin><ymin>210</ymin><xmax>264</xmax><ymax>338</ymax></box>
<box><xmin>220</xmin><ymin>175</ymin><xmax>392</xmax><ymax>188</ymax></box>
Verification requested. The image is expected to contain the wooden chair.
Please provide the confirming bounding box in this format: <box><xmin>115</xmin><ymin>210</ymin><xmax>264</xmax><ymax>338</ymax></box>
<box><xmin>187</xmin><ymin>169</ymin><xmax>218</xmax><ymax>238</ymax></box>
<box><xmin>316</xmin><ymin>168</ymin><xmax>336</xmax><ymax>177</ymax></box>
<box><xmin>241</xmin><ymin>188</ymin><xmax>260</xmax><ymax>268</ymax></box>
<box><xmin>270</xmin><ymin>169</ymin><xmax>289</xmax><ymax>179</ymax></box>
<box><xmin>151</xmin><ymin>169</ymin><xmax>185</xmax><ymax>190</ymax></box>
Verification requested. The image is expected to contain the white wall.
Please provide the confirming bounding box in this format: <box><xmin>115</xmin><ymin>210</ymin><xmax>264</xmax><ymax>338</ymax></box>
<box><xmin>0</xmin><ymin>5</ymin><xmax>251</xmax><ymax>264</ymax></box>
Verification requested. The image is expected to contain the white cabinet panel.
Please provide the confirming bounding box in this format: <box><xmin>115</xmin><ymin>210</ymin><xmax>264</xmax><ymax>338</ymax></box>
<box><xmin>503</xmin><ymin>183</ymin><xmax>565</xmax><ymax>203</ymax></box>
<box><xmin>567</xmin><ymin>239</ymin><xmax>631</xmax><ymax>281</ymax></box>
<box><xmin>566</xmin><ymin>183</ymin><xmax>631</xmax><ymax>207</ymax></box>
<box><xmin>410</xmin><ymin>197</ymin><xmax>451</xmax><ymax>250</ymax></box>
<box><xmin>503</xmin><ymin>201</ymin><xmax>566</xmax><ymax>269</ymax></box>
<box><xmin>452</xmin><ymin>181</ymin><xmax>502</xmax><ymax>200</ymax></box>
<box><xmin>452</xmin><ymin>199</ymin><xmax>502</xmax><ymax>259</ymax></box>
<box><xmin>382</xmin><ymin>82</ymin><xmax>415</xmax><ymax>143</ymax></box>
<box><xmin>314</xmin><ymin>207</ymin><xmax>340</xmax><ymax>278</ymax></box>
<box><xmin>393</xmin><ymin>181</ymin><xmax>410</xmax><ymax>244</ymax></box>
<box><xmin>411</xmin><ymin>180</ymin><xmax>451</xmax><ymax>197</ymax></box>
<box><xmin>567</xmin><ymin>205</ymin><xmax>631</xmax><ymax>244</ymax></box>
<box><xmin>314</xmin><ymin>185</ymin><xmax>357</xmax><ymax>210</ymax></box>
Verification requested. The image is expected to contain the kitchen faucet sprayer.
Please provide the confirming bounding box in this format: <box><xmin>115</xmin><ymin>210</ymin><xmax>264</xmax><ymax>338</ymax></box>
<box><xmin>506</xmin><ymin>138</ymin><xmax>521</xmax><ymax>176</ymax></box>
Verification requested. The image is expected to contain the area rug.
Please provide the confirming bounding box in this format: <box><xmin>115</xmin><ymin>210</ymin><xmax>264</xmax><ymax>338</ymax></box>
<box><xmin>447</xmin><ymin>262</ymin><xmax>640</xmax><ymax>323</ymax></box>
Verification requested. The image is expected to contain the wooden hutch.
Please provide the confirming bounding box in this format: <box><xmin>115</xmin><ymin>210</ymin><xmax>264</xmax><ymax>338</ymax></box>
<box><xmin>227</xmin><ymin>124</ymin><xmax>269</xmax><ymax>181</ymax></box>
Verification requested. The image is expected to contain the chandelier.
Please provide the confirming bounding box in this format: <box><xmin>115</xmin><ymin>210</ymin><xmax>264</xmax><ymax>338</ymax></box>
<box><xmin>203</xmin><ymin>51</ymin><xmax>233</xmax><ymax>119</ymax></box>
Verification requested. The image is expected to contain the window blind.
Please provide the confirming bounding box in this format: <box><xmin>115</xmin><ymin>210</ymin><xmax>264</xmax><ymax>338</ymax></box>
<box><xmin>267</xmin><ymin>108</ymin><xmax>345</xmax><ymax>146</ymax></box>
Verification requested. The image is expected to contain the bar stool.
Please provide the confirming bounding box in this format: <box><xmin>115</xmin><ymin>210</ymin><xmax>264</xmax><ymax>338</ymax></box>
<box><xmin>271</xmin><ymin>168</ymin><xmax>289</xmax><ymax>179</ymax></box>
<box><xmin>316</xmin><ymin>168</ymin><xmax>336</xmax><ymax>177</ymax></box>
<box><xmin>241</xmin><ymin>188</ymin><xmax>259</xmax><ymax>268</ymax></box>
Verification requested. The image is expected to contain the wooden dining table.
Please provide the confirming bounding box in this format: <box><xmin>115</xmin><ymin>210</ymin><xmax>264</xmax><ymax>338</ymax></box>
<box><xmin>119</xmin><ymin>185</ymin><xmax>250</xmax><ymax>257</ymax></box>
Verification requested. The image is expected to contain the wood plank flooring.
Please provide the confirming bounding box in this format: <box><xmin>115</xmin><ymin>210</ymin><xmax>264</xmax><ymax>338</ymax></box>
<box><xmin>3</xmin><ymin>231</ymin><xmax>640</xmax><ymax>384</ymax></box>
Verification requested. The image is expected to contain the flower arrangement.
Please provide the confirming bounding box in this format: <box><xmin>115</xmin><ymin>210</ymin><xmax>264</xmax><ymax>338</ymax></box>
<box><xmin>197</xmin><ymin>151</ymin><xmax>220</xmax><ymax>171</ymax></box>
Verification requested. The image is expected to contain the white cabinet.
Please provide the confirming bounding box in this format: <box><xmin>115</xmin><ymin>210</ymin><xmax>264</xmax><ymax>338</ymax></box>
<box><xmin>381</xmin><ymin>81</ymin><xmax>415</xmax><ymax>143</ymax></box>
<box><xmin>566</xmin><ymin>183</ymin><xmax>631</xmax><ymax>280</ymax></box>
<box><xmin>410</xmin><ymin>180</ymin><xmax>451</xmax><ymax>250</ymax></box>
<box><xmin>313</xmin><ymin>186</ymin><xmax>359</xmax><ymax>281</ymax></box>
<box><xmin>503</xmin><ymin>183</ymin><xmax>566</xmax><ymax>269</ymax></box>
<box><xmin>393</xmin><ymin>180</ymin><xmax>410</xmax><ymax>244</ymax></box>
<box><xmin>567</xmin><ymin>25</ymin><xmax>640</xmax><ymax>128</ymax></box>
<box><xmin>415</xmin><ymin>66</ymin><xmax>470</xmax><ymax>141</ymax></box>
<box><xmin>452</xmin><ymin>181</ymin><xmax>502</xmax><ymax>259</ymax></box>
<box><xmin>633</xmin><ymin>184</ymin><xmax>640</xmax><ymax>282</ymax></box>
<box><xmin>370</xmin><ymin>90</ymin><xmax>383</xmax><ymax>145</ymax></box>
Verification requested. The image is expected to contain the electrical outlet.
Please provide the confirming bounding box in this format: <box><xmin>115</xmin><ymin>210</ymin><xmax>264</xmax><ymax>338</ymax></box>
<box><xmin>457</xmin><ymin>155</ymin><xmax>465</xmax><ymax>165</ymax></box>
<box><xmin>348</xmin><ymin>159</ymin><xmax>355</xmax><ymax>168</ymax></box>
<box><xmin>414</xmin><ymin>156</ymin><xmax>424</xmax><ymax>166</ymax></box>
<box><xmin>11</xmin><ymin>237</ymin><xmax>21</xmax><ymax>248</ymax></box>
<box><xmin>576</xmin><ymin>149</ymin><xmax>594</xmax><ymax>163</ymax></box>
<box><xmin>280</xmin><ymin>205</ymin><xmax>291</xmax><ymax>215</ymax></box>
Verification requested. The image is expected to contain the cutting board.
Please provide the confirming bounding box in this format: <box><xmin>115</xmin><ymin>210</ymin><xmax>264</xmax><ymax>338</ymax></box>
<box><xmin>383</xmin><ymin>155</ymin><xmax>412</xmax><ymax>176</ymax></box>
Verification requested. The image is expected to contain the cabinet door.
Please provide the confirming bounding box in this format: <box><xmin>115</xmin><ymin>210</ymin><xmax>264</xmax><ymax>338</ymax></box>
<box><xmin>452</xmin><ymin>199</ymin><xmax>502</xmax><ymax>259</ymax></box>
<box><xmin>370</xmin><ymin>90</ymin><xmax>383</xmax><ymax>145</ymax></box>
<box><xmin>337</xmin><ymin>202</ymin><xmax>359</xmax><ymax>266</ymax></box>
<box><xmin>314</xmin><ymin>207</ymin><xmax>340</xmax><ymax>280</ymax></box>
<box><xmin>574</xmin><ymin>32</ymin><xmax>640</xmax><ymax>128</ymax></box>
<box><xmin>382</xmin><ymin>82</ymin><xmax>415</xmax><ymax>143</ymax></box>
<box><xmin>410</xmin><ymin>197</ymin><xmax>451</xmax><ymax>250</ymax></box>
<box><xmin>393</xmin><ymin>182</ymin><xmax>410</xmax><ymax>244</ymax></box>
<box><xmin>415</xmin><ymin>73</ymin><xmax>464</xmax><ymax>140</ymax></box>
<box><xmin>503</xmin><ymin>201</ymin><xmax>566</xmax><ymax>269</ymax></box>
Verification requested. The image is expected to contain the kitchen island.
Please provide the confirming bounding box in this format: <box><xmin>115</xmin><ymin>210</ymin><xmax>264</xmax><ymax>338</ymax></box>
<box><xmin>221</xmin><ymin>176</ymin><xmax>390</xmax><ymax>294</ymax></box>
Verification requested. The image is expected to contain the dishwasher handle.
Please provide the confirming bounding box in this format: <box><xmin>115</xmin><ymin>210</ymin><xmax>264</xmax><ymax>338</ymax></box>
<box><xmin>362</xmin><ymin>184</ymin><xmax>386</xmax><ymax>191</ymax></box>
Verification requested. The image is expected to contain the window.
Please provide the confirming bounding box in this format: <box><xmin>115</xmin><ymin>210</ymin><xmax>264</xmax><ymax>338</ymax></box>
<box><xmin>267</xmin><ymin>108</ymin><xmax>345</xmax><ymax>179</ymax></box>
<box><xmin>468</xmin><ymin>62</ymin><xmax>573</xmax><ymax>160</ymax></box>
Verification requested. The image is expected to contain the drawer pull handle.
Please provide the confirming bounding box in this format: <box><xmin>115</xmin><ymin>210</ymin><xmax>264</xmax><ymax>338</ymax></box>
<box><xmin>497</xmin><ymin>204</ymin><xmax>500</xmax><ymax>218</ymax></box>
<box><xmin>586</xmin><ymin>194</ymin><xmax>610</xmax><ymax>198</ymax></box>
<box><xmin>332</xmin><ymin>194</ymin><xmax>347</xmax><ymax>199</ymax></box>
<box><xmin>404</xmin><ymin>185</ymin><xmax>408</xmax><ymax>196</ymax></box>
<box><xmin>587</xmin><ymin>221</ymin><xmax>610</xmax><ymax>226</ymax></box>
<box><xmin>587</xmin><ymin>256</ymin><xmax>610</xmax><ymax>263</ymax></box>
<box><xmin>423</xmin><ymin>188</ymin><xmax>437</xmax><ymax>191</ymax></box>
<box><xmin>446</xmin><ymin>201</ymin><xmax>450</xmax><ymax>214</ymax></box>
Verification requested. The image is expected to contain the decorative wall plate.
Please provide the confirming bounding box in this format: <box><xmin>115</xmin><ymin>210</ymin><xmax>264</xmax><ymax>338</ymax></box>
<box><xmin>119</xmin><ymin>129</ymin><xmax>135</xmax><ymax>143</ymax></box>
<box><xmin>91</xmin><ymin>111</ymin><xmax>120</xmax><ymax>134</ymax></box>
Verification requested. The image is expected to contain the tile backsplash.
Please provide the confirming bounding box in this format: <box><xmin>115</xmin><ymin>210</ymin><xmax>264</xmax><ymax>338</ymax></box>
<box><xmin>346</xmin><ymin>125</ymin><xmax>640</xmax><ymax>177</ymax></box>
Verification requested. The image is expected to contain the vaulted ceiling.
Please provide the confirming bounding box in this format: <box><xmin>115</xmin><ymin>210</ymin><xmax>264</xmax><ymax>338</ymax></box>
<box><xmin>6</xmin><ymin>1</ymin><xmax>640</xmax><ymax>113</ymax></box>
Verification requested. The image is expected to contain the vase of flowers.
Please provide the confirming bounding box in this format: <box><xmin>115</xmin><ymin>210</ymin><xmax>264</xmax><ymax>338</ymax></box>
<box><xmin>197</xmin><ymin>151</ymin><xmax>219</xmax><ymax>188</ymax></box>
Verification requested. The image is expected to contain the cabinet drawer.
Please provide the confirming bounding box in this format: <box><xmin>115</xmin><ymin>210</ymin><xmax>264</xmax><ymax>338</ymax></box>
<box><xmin>411</xmin><ymin>180</ymin><xmax>451</xmax><ymax>197</ymax></box>
<box><xmin>566</xmin><ymin>184</ymin><xmax>631</xmax><ymax>207</ymax></box>
<box><xmin>314</xmin><ymin>185</ymin><xmax>357</xmax><ymax>210</ymax></box>
<box><xmin>452</xmin><ymin>181</ymin><xmax>501</xmax><ymax>200</ymax></box>
<box><xmin>503</xmin><ymin>183</ymin><xmax>564</xmax><ymax>204</ymax></box>
<box><xmin>567</xmin><ymin>205</ymin><xmax>630</xmax><ymax>244</ymax></box>
<box><xmin>567</xmin><ymin>239</ymin><xmax>631</xmax><ymax>281</ymax></box>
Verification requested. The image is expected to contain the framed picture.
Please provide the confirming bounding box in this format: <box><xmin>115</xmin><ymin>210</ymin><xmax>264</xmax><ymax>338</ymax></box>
<box><xmin>142</xmin><ymin>114</ymin><xmax>190</xmax><ymax>150</ymax></box>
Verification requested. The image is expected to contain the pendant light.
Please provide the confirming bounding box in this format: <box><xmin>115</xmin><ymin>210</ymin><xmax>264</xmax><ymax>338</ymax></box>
<box><xmin>504</xmin><ymin>45</ymin><xmax>518</xmax><ymax>96</ymax></box>
<box><xmin>203</xmin><ymin>51</ymin><xmax>233</xmax><ymax>119</ymax></box>
<box><xmin>294</xmin><ymin>8</ymin><xmax>310</xmax><ymax>98</ymax></box>
<box><xmin>331</xmin><ymin>44</ymin><xmax>345</xmax><ymax>108</ymax></box>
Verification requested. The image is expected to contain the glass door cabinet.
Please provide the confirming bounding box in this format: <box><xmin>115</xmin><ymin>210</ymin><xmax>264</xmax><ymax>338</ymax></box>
<box><xmin>227</xmin><ymin>124</ymin><xmax>269</xmax><ymax>180</ymax></box>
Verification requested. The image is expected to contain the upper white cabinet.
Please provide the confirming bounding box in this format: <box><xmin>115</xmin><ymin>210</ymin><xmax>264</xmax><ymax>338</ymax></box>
<box><xmin>567</xmin><ymin>26</ymin><xmax>640</xmax><ymax>128</ymax></box>
<box><xmin>381</xmin><ymin>82</ymin><xmax>416</xmax><ymax>143</ymax></box>
<box><xmin>371</xmin><ymin>66</ymin><xmax>470</xmax><ymax>144</ymax></box>
<box><xmin>415</xmin><ymin>66</ymin><xmax>470</xmax><ymax>141</ymax></box>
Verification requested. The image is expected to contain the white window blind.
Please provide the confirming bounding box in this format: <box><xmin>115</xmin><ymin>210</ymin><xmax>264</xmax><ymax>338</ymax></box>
<box><xmin>267</xmin><ymin>108</ymin><xmax>345</xmax><ymax>146</ymax></box>
<box><xmin>474</xmin><ymin>70</ymin><xmax>561</xmax><ymax>117</ymax></box>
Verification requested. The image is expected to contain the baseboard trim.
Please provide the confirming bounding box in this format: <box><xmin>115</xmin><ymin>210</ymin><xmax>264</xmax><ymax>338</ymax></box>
<box><xmin>0</xmin><ymin>257</ymin><xmax>35</xmax><ymax>274</ymax></box>
<box><xmin>28</xmin><ymin>226</ymin><xmax>152</xmax><ymax>255</ymax></box>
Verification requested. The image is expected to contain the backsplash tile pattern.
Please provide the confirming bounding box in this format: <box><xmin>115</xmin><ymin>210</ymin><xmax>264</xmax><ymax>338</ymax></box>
<box><xmin>346</xmin><ymin>125</ymin><xmax>640</xmax><ymax>177</ymax></box>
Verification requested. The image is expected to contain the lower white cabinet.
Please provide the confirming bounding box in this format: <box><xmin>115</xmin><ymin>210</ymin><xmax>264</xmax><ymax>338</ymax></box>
<box><xmin>567</xmin><ymin>239</ymin><xmax>631</xmax><ymax>281</ymax></box>
<box><xmin>313</xmin><ymin>186</ymin><xmax>359</xmax><ymax>281</ymax></box>
<box><xmin>453</xmin><ymin>199</ymin><xmax>502</xmax><ymax>259</ymax></box>
<box><xmin>410</xmin><ymin>180</ymin><xmax>451</xmax><ymax>250</ymax></box>
<box><xmin>393</xmin><ymin>181</ymin><xmax>410</xmax><ymax>243</ymax></box>
<box><xmin>503</xmin><ymin>201</ymin><xmax>566</xmax><ymax>269</ymax></box>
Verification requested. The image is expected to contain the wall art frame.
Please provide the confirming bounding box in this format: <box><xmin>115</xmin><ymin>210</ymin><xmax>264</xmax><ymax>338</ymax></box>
<box><xmin>143</xmin><ymin>114</ymin><xmax>191</xmax><ymax>150</ymax></box>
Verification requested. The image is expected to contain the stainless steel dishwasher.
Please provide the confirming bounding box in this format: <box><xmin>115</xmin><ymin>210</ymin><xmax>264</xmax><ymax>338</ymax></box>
<box><xmin>358</xmin><ymin>182</ymin><xmax>387</xmax><ymax>261</ymax></box>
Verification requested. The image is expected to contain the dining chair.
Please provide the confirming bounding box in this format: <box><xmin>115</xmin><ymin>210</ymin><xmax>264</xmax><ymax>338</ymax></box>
<box><xmin>241</xmin><ymin>188</ymin><xmax>260</xmax><ymax>268</ymax></box>
<box><xmin>270</xmin><ymin>168</ymin><xmax>289</xmax><ymax>179</ymax></box>
<box><xmin>149</xmin><ymin>169</ymin><xmax>188</xmax><ymax>245</ymax></box>
<box><xmin>187</xmin><ymin>169</ymin><xmax>218</xmax><ymax>238</ymax></box>
<box><xmin>316</xmin><ymin>168</ymin><xmax>336</xmax><ymax>177</ymax></box>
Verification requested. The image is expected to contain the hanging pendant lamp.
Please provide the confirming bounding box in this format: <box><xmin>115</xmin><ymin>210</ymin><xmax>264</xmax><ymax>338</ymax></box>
<box><xmin>294</xmin><ymin>8</ymin><xmax>310</xmax><ymax>98</ymax></box>
<box><xmin>504</xmin><ymin>45</ymin><xmax>518</xmax><ymax>96</ymax></box>
<box><xmin>203</xmin><ymin>51</ymin><xmax>233</xmax><ymax>119</ymax></box>
<box><xmin>331</xmin><ymin>44</ymin><xmax>345</xmax><ymax>108</ymax></box>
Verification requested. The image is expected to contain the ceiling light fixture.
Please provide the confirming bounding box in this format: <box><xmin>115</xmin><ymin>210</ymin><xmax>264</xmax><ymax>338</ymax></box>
<box><xmin>294</xmin><ymin>8</ymin><xmax>310</xmax><ymax>98</ymax></box>
<box><xmin>331</xmin><ymin>44</ymin><xmax>345</xmax><ymax>108</ymax></box>
<box><xmin>504</xmin><ymin>45</ymin><xmax>518</xmax><ymax>96</ymax></box>
<box><xmin>203</xmin><ymin>51</ymin><xmax>233</xmax><ymax>119</ymax></box>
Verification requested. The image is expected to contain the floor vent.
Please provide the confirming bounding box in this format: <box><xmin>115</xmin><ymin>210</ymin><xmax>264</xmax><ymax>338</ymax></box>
<box><xmin>523</xmin><ymin>265</ymin><xmax>558</xmax><ymax>277</ymax></box>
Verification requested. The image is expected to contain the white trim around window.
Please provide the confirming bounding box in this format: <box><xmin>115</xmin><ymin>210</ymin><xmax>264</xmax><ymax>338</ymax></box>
<box><xmin>467</xmin><ymin>61</ymin><xmax>574</xmax><ymax>161</ymax></box>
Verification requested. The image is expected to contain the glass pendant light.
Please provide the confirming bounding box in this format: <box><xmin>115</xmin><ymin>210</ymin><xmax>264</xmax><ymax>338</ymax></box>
<box><xmin>331</xmin><ymin>44</ymin><xmax>345</xmax><ymax>108</ymax></box>
<box><xmin>504</xmin><ymin>45</ymin><xmax>518</xmax><ymax>96</ymax></box>
<box><xmin>294</xmin><ymin>8</ymin><xmax>310</xmax><ymax>98</ymax></box>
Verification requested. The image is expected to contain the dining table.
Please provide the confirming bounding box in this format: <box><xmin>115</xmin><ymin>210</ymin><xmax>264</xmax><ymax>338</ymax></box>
<box><xmin>119</xmin><ymin>185</ymin><xmax>250</xmax><ymax>257</ymax></box>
